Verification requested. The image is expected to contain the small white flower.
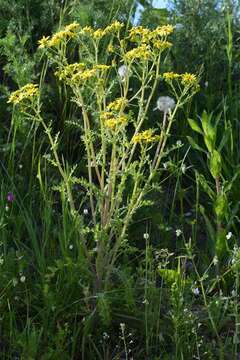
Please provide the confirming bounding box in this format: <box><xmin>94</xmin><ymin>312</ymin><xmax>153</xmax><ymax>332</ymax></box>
<box><xmin>226</xmin><ymin>232</ymin><xmax>233</xmax><ymax>240</ymax></box>
<box><xmin>118</xmin><ymin>65</ymin><xmax>128</xmax><ymax>81</ymax></box>
<box><xmin>181</xmin><ymin>164</ymin><xmax>187</xmax><ymax>174</ymax></box>
<box><xmin>5</xmin><ymin>205</ymin><xmax>9</xmax><ymax>212</ymax></box>
<box><xmin>204</xmin><ymin>81</ymin><xmax>209</xmax><ymax>88</ymax></box>
<box><xmin>193</xmin><ymin>287</ymin><xmax>200</xmax><ymax>296</ymax></box>
<box><xmin>20</xmin><ymin>275</ymin><xmax>26</xmax><ymax>283</ymax></box>
<box><xmin>163</xmin><ymin>162</ymin><xmax>168</xmax><ymax>169</ymax></box>
<box><xmin>18</xmin><ymin>164</ymin><xmax>23</xmax><ymax>169</ymax></box>
<box><xmin>69</xmin><ymin>244</ymin><xmax>73</xmax><ymax>250</ymax></box>
<box><xmin>143</xmin><ymin>233</ymin><xmax>149</xmax><ymax>240</ymax></box>
<box><xmin>176</xmin><ymin>140</ymin><xmax>183</xmax><ymax>147</ymax></box>
<box><xmin>155</xmin><ymin>96</ymin><xmax>175</xmax><ymax>113</ymax></box>
<box><xmin>175</xmin><ymin>229</ymin><xmax>182</xmax><ymax>237</ymax></box>
<box><xmin>142</xmin><ymin>298</ymin><xmax>149</xmax><ymax>305</ymax></box>
<box><xmin>83</xmin><ymin>208</ymin><xmax>88</xmax><ymax>215</ymax></box>
<box><xmin>213</xmin><ymin>256</ymin><xmax>218</xmax><ymax>266</ymax></box>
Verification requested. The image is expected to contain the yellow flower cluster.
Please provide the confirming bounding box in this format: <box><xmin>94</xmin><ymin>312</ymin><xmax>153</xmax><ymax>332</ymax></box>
<box><xmin>153</xmin><ymin>40</ymin><xmax>172</xmax><ymax>50</ymax></box>
<box><xmin>163</xmin><ymin>72</ymin><xmax>181</xmax><ymax>81</ymax></box>
<box><xmin>8</xmin><ymin>83</ymin><xmax>39</xmax><ymax>105</ymax></box>
<box><xmin>129</xmin><ymin>24</ymin><xmax>174</xmax><ymax>44</ymax></box>
<box><xmin>81</xmin><ymin>21</ymin><xmax>123</xmax><ymax>40</ymax></box>
<box><xmin>104</xmin><ymin>115</ymin><xmax>128</xmax><ymax>129</ymax></box>
<box><xmin>56</xmin><ymin>63</ymin><xmax>111</xmax><ymax>85</ymax></box>
<box><xmin>38</xmin><ymin>22</ymin><xmax>80</xmax><ymax>48</ymax></box>
<box><xmin>55</xmin><ymin>63</ymin><xmax>86</xmax><ymax>81</ymax></box>
<box><xmin>124</xmin><ymin>44</ymin><xmax>151</xmax><ymax>61</ymax></box>
<box><xmin>106</xmin><ymin>97</ymin><xmax>128</xmax><ymax>112</ymax></box>
<box><xmin>129</xmin><ymin>26</ymin><xmax>151</xmax><ymax>43</ymax></box>
<box><xmin>132</xmin><ymin>129</ymin><xmax>160</xmax><ymax>144</ymax></box>
<box><xmin>153</xmin><ymin>25</ymin><xmax>174</xmax><ymax>37</ymax></box>
<box><xmin>162</xmin><ymin>72</ymin><xmax>199</xmax><ymax>88</ymax></box>
<box><xmin>95</xmin><ymin>64</ymin><xmax>111</xmax><ymax>71</ymax></box>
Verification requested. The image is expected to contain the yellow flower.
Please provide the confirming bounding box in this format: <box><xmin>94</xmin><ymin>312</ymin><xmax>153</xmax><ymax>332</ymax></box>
<box><xmin>181</xmin><ymin>73</ymin><xmax>198</xmax><ymax>87</ymax></box>
<box><xmin>153</xmin><ymin>40</ymin><xmax>172</xmax><ymax>50</ymax></box>
<box><xmin>38</xmin><ymin>35</ymin><xmax>50</xmax><ymax>49</ymax></box>
<box><xmin>55</xmin><ymin>63</ymin><xmax>86</xmax><ymax>81</ymax></box>
<box><xmin>81</xmin><ymin>26</ymin><xmax>94</xmax><ymax>36</ymax></box>
<box><xmin>8</xmin><ymin>84</ymin><xmax>39</xmax><ymax>105</ymax></box>
<box><xmin>93</xmin><ymin>28</ymin><xmax>106</xmax><ymax>39</ymax></box>
<box><xmin>95</xmin><ymin>64</ymin><xmax>111</xmax><ymax>71</ymax></box>
<box><xmin>153</xmin><ymin>25</ymin><xmax>174</xmax><ymax>37</ymax></box>
<box><xmin>106</xmin><ymin>97</ymin><xmax>128</xmax><ymax>112</ymax></box>
<box><xmin>64</xmin><ymin>22</ymin><xmax>80</xmax><ymax>33</ymax></box>
<box><xmin>129</xmin><ymin>26</ymin><xmax>151</xmax><ymax>43</ymax></box>
<box><xmin>163</xmin><ymin>72</ymin><xmax>181</xmax><ymax>81</ymax></box>
<box><xmin>124</xmin><ymin>44</ymin><xmax>151</xmax><ymax>61</ymax></box>
<box><xmin>72</xmin><ymin>68</ymin><xmax>97</xmax><ymax>83</ymax></box>
<box><xmin>132</xmin><ymin>129</ymin><xmax>160</xmax><ymax>144</ymax></box>
<box><xmin>104</xmin><ymin>115</ymin><xmax>128</xmax><ymax>129</ymax></box>
<box><xmin>105</xmin><ymin>21</ymin><xmax>124</xmax><ymax>34</ymax></box>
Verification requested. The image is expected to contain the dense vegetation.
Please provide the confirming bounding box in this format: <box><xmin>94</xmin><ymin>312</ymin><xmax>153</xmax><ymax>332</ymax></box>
<box><xmin>0</xmin><ymin>0</ymin><xmax>240</xmax><ymax>359</ymax></box>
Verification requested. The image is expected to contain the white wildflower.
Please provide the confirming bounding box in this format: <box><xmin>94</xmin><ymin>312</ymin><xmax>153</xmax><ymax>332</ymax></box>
<box><xmin>155</xmin><ymin>96</ymin><xmax>175</xmax><ymax>113</ymax></box>
<box><xmin>226</xmin><ymin>232</ymin><xmax>233</xmax><ymax>240</ymax></box>
<box><xmin>193</xmin><ymin>287</ymin><xmax>200</xmax><ymax>296</ymax></box>
<box><xmin>181</xmin><ymin>163</ymin><xmax>186</xmax><ymax>174</ymax></box>
<box><xmin>175</xmin><ymin>229</ymin><xmax>182</xmax><ymax>237</ymax></box>
<box><xmin>69</xmin><ymin>244</ymin><xmax>73</xmax><ymax>250</ymax></box>
<box><xmin>176</xmin><ymin>140</ymin><xmax>183</xmax><ymax>147</ymax></box>
<box><xmin>213</xmin><ymin>256</ymin><xmax>218</xmax><ymax>266</ymax></box>
<box><xmin>83</xmin><ymin>208</ymin><xmax>88</xmax><ymax>215</ymax></box>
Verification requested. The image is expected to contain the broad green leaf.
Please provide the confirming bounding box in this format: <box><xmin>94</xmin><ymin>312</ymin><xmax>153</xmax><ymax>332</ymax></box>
<box><xmin>209</xmin><ymin>150</ymin><xmax>222</xmax><ymax>178</ymax></box>
<box><xmin>214</xmin><ymin>193</ymin><xmax>227</xmax><ymax>220</ymax></box>
<box><xmin>187</xmin><ymin>118</ymin><xmax>203</xmax><ymax>134</ymax></box>
<box><xmin>187</xmin><ymin>136</ymin><xmax>206</xmax><ymax>153</ymax></box>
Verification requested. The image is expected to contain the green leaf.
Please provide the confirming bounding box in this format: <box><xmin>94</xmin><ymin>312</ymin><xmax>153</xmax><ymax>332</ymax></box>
<box><xmin>158</xmin><ymin>268</ymin><xmax>180</xmax><ymax>284</ymax></box>
<box><xmin>197</xmin><ymin>173</ymin><xmax>215</xmax><ymax>199</ymax></box>
<box><xmin>187</xmin><ymin>118</ymin><xmax>203</xmax><ymax>134</ymax></box>
<box><xmin>187</xmin><ymin>136</ymin><xmax>206</xmax><ymax>153</ymax></box>
<box><xmin>214</xmin><ymin>193</ymin><xmax>227</xmax><ymax>220</ymax></box>
<box><xmin>209</xmin><ymin>150</ymin><xmax>222</xmax><ymax>178</ymax></box>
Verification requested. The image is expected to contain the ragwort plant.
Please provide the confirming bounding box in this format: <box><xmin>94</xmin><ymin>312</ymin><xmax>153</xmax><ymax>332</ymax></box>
<box><xmin>8</xmin><ymin>20</ymin><xmax>199</xmax><ymax>350</ymax></box>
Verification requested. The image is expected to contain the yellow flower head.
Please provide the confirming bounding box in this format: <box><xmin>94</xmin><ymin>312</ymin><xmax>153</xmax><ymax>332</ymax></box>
<box><xmin>8</xmin><ymin>84</ymin><xmax>39</xmax><ymax>105</ymax></box>
<box><xmin>163</xmin><ymin>72</ymin><xmax>181</xmax><ymax>81</ymax></box>
<box><xmin>105</xmin><ymin>21</ymin><xmax>124</xmax><ymax>34</ymax></box>
<box><xmin>153</xmin><ymin>25</ymin><xmax>174</xmax><ymax>37</ymax></box>
<box><xmin>95</xmin><ymin>64</ymin><xmax>111</xmax><ymax>72</ymax></box>
<box><xmin>104</xmin><ymin>115</ymin><xmax>128</xmax><ymax>130</ymax></box>
<box><xmin>129</xmin><ymin>26</ymin><xmax>151</xmax><ymax>43</ymax></box>
<box><xmin>38</xmin><ymin>35</ymin><xmax>50</xmax><ymax>49</ymax></box>
<box><xmin>64</xmin><ymin>22</ymin><xmax>80</xmax><ymax>33</ymax></box>
<box><xmin>132</xmin><ymin>129</ymin><xmax>160</xmax><ymax>144</ymax></box>
<box><xmin>124</xmin><ymin>44</ymin><xmax>151</xmax><ymax>61</ymax></box>
<box><xmin>55</xmin><ymin>63</ymin><xmax>86</xmax><ymax>82</ymax></box>
<box><xmin>153</xmin><ymin>40</ymin><xmax>172</xmax><ymax>50</ymax></box>
<box><xmin>181</xmin><ymin>73</ymin><xmax>198</xmax><ymax>87</ymax></box>
<box><xmin>106</xmin><ymin>97</ymin><xmax>128</xmax><ymax>112</ymax></box>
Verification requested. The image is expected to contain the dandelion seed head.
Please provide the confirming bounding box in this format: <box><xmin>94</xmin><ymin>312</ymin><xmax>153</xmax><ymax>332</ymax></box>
<box><xmin>155</xmin><ymin>96</ymin><xmax>175</xmax><ymax>113</ymax></box>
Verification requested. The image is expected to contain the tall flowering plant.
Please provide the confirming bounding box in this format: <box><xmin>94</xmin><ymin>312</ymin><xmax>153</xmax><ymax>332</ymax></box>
<box><xmin>8</xmin><ymin>21</ymin><xmax>199</xmax><ymax>294</ymax></box>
